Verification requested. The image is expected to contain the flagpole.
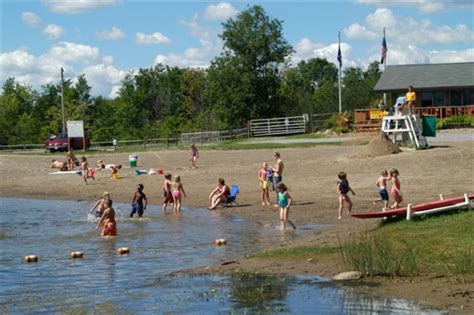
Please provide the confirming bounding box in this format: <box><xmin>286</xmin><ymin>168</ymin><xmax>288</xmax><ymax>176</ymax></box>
<box><xmin>338</xmin><ymin>31</ymin><xmax>342</xmax><ymax>114</ymax></box>
<box><xmin>382</xmin><ymin>27</ymin><xmax>387</xmax><ymax>106</ymax></box>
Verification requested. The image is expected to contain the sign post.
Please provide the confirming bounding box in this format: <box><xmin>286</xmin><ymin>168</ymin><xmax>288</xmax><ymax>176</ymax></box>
<box><xmin>66</xmin><ymin>121</ymin><xmax>85</xmax><ymax>152</ymax></box>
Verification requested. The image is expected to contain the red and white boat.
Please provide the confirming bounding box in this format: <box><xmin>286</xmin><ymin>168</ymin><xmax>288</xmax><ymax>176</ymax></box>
<box><xmin>351</xmin><ymin>193</ymin><xmax>474</xmax><ymax>219</ymax></box>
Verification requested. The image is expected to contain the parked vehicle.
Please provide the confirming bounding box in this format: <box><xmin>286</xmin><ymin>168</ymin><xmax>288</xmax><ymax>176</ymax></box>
<box><xmin>45</xmin><ymin>133</ymin><xmax>90</xmax><ymax>152</ymax></box>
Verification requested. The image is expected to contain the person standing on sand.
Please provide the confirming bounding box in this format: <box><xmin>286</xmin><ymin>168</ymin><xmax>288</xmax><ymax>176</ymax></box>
<box><xmin>80</xmin><ymin>156</ymin><xmax>95</xmax><ymax>185</ymax></box>
<box><xmin>272</xmin><ymin>152</ymin><xmax>284</xmax><ymax>207</ymax></box>
<box><xmin>337</xmin><ymin>171</ymin><xmax>355</xmax><ymax>220</ymax></box>
<box><xmin>373</xmin><ymin>170</ymin><xmax>391</xmax><ymax>211</ymax></box>
<box><xmin>389</xmin><ymin>168</ymin><xmax>403</xmax><ymax>209</ymax></box>
<box><xmin>189</xmin><ymin>144</ymin><xmax>199</xmax><ymax>169</ymax></box>
<box><xmin>258</xmin><ymin>162</ymin><xmax>271</xmax><ymax>206</ymax></box>
<box><xmin>277</xmin><ymin>182</ymin><xmax>296</xmax><ymax>230</ymax></box>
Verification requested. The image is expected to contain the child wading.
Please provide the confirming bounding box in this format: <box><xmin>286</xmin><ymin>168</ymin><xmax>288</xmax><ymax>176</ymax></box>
<box><xmin>337</xmin><ymin>172</ymin><xmax>355</xmax><ymax>220</ymax></box>
<box><xmin>172</xmin><ymin>176</ymin><xmax>186</xmax><ymax>212</ymax></box>
<box><xmin>373</xmin><ymin>170</ymin><xmax>391</xmax><ymax>210</ymax></box>
<box><xmin>277</xmin><ymin>183</ymin><xmax>296</xmax><ymax>230</ymax></box>
<box><xmin>162</xmin><ymin>173</ymin><xmax>174</xmax><ymax>212</ymax></box>
<box><xmin>258</xmin><ymin>162</ymin><xmax>271</xmax><ymax>206</ymax></box>
<box><xmin>97</xmin><ymin>199</ymin><xmax>117</xmax><ymax>236</ymax></box>
<box><xmin>90</xmin><ymin>192</ymin><xmax>110</xmax><ymax>218</ymax></box>
<box><xmin>130</xmin><ymin>184</ymin><xmax>148</xmax><ymax>217</ymax></box>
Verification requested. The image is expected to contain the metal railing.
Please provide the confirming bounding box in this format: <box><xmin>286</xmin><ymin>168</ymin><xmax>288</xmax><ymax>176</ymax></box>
<box><xmin>181</xmin><ymin>128</ymin><xmax>247</xmax><ymax>145</ymax></box>
<box><xmin>250</xmin><ymin>115</ymin><xmax>308</xmax><ymax>137</ymax></box>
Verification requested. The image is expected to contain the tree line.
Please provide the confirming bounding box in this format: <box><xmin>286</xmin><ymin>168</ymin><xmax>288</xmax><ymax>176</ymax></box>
<box><xmin>0</xmin><ymin>5</ymin><xmax>381</xmax><ymax>145</ymax></box>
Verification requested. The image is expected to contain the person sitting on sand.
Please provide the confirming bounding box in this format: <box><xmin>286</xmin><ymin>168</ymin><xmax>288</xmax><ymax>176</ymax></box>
<box><xmin>208</xmin><ymin>178</ymin><xmax>230</xmax><ymax>210</ymax></box>
<box><xmin>51</xmin><ymin>159</ymin><xmax>68</xmax><ymax>171</ymax></box>
<box><xmin>89</xmin><ymin>192</ymin><xmax>110</xmax><ymax>218</ymax></box>
<box><xmin>96</xmin><ymin>199</ymin><xmax>117</xmax><ymax>236</ymax></box>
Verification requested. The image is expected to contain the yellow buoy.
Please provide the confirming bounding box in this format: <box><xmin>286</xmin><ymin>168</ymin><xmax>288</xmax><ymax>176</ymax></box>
<box><xmin>215</xmin><ymin>239</ymin><xmax>227</xmax><ymax>246</ymax></box>
<box><xmin>117</xmin><ymin>247</ymin><xmax>130</xmax><ymax>255</ymax></box>
<box><xmin>69</xmin><ymin>251</ymin><xmax>84</xmax><ymax>259</ymax></box>
<box><xmin>24</xmin><ymin>255</ymin><xmax>38</xmax><ymax>263</ymax></box>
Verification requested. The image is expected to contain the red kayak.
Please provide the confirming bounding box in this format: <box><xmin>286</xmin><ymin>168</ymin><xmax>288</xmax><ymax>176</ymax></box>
<box><xmin>351</xmin><ymin>193</ymin><xmax>474</xmax><ymax>219</ymax></box>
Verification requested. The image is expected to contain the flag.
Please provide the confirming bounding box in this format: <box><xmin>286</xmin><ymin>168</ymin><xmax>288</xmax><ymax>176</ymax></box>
<box><xmin>381</xmin><ymin>36</ymin><xmax>387</xmax><ymax>64</ymax></box>
<box><xmin>337</xmin><ymin>43</ymin><xmax>342</xmax><ymax>67</ymax></box>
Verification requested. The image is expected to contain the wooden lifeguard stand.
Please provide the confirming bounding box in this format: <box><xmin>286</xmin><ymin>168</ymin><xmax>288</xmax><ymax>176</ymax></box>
<box><xmin>381</xmin><ymin>114</ymin><xmax>429</xmax><ymax>149</ymax></box>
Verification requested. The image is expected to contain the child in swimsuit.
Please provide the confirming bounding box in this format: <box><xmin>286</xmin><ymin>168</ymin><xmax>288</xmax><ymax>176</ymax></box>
<box><xmin>276</xmin><ymin>182</ymin><xmax>296</xmax><ymax>230</ymax></box>
<box><xmin>172</xmin><ymin>176</ymin><xmax>186</xmax><ymax>212</ymax></box>
<box><xmin>373</xmin><ymin>170</ymin><xmax>391</xmax><ymax>210</ymax></box>
<box><xmin>89</xmin><ymin>192</ymin><xmax>110</xmax><ymax>218</ymax></box>
<box><xmin>81</xmin><ymin>156</ymin><xmax>95</xmax><ymax>185</ymax></box>
<box><xmin>97</xmin><ymin>199</ymin><xmax>117</xmax><ymax>236</ymax></box>
<box><xmin>189</xmin><ymin>144</ymin><xmax>199</xmax><ymax>169</ymax></box>
<box><xmin>162</xmin><ymin>173</ymin><xmax>174</xmax><ymax>212</ymax></box>
<box><xmin>389</xmin><ymin>168</ymin><xmax>403</xmax><ymax>209</ymax></box>
<box><xmin>130</xmin><ymin>184</ymin><xmax>148</xmax><ymax>217</ymax></box>
<box><xmin>337</xmin><ymin>171</ymin><xmax>355</xmax><ymax>220</ymax></box>
<box><xmin>110</xmin><ymin>164</ymin><xmax>122</xmax><ymax>180</ymax></box>
<box><xmin>258</xmin><ymin>162</ymin><xmax>271</xmax><ymax>206</ymax></box>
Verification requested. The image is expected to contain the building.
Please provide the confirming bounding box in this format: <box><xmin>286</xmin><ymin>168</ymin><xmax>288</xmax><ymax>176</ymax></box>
<box><xmin>374</xmin><ymin>62</ymin><xmax>474</xmax><ymax>118</ymax></box>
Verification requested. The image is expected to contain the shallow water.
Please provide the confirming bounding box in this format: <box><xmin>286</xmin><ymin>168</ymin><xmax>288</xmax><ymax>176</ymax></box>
<box><xmin>0</xmin><ymin>198</ymin><xmax>443</xmax><ymax>314</ymax></box>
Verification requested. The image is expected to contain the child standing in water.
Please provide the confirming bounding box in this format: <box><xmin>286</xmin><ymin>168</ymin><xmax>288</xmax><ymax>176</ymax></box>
<box><xmin>337</xmin><ymin>172</ymin><xmax>355</xmax><ymax>220</ymax></box>
<box><xmin>373</xmin><ymin>170</ymin><xmax>391</xmax><ymax>210</ymax></box>
<box><xmin>258</xmin><ymin>162</ymin><xmax>271</xmax><ymax>205</ymax></box>
<box><xmin>81</xmin><ymin>156</ymin><xmax>95</xmax><ymax>185</ymax></box>
<box><xmin>89</xmin><ymin>192</ymin><xmax>110</xmax><ymax>218</ymax></box>
<box><xmin>130</xmin><ymin>184</ymin><xmax>148</xmax><ymax>217</ymax></box>
<box><xmin>389</xmin><ymin>168</ymin><xmax>403</xmax><ymax>209</ymax></box>
<box><xmin>172</xmin><ymin>176</ymin><xmax>186</xmax><ymax>212</ymax></box>
<box><xmin>97</xmin><ymin>199</ymin><xmax>117</xmax><ymax>236</ymax></box>
<box><xmin>189</xmin><ymin>144</ymin><xmax>199</xmax><ymax>169</ymax></box>
<box><xmin>276</xmin><ymin>183</ymin><xmax>296</xmax><ymax>230</ymax></box>
<box><xmin>162</xmin><ymin>173</ymin><xmax>174</xmax><ymax>212</ymax></box>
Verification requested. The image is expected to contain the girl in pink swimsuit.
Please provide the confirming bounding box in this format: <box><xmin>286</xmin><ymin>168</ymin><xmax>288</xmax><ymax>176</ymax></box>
<box><xmin>172</xmin><ymin>176</ymin><xmax>186</xmax><ymax>212</ymax></box>
<box><xmin>389</xmin><ymin>168</ymin><xmax>403</xmax><ymax>209</ymax></box>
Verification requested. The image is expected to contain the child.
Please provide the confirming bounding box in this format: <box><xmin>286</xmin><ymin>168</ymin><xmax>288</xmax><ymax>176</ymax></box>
<box><xmin>96</xmin><ymin>199</ymin><xmax>117</xmax><ymax>236</ymax></box>
<box><xmin>81</xmin><ymin>156</ymin><xmax>95</xmax><ymax>185</ymax></box>
<box><xmin>373</xmin><ymin>170</ymin><xmax>391</xmax><ymax>210</ymax></box>
<box><xmin>130</xmin><ymin>184</ymin><xmax>148</xmax><ymax>217</ymax></box>
<box><xmin>276</xmin><ymin>183</ymin><xmax>296</xmax><ymax>230</ymax></box>
<box><xmin>89</xmin><ymin>192</ymin><xmax>110</xmax><ymax>218</ymax></box>
<box><xmin>172</xmin><ymin>176</ymin><xmax>186</xmax><ymax>212</ymax></box>
<box><xmin>389</xmin><ymin>168</ymin><xmax>403</xmax><ymax>209</ymax></box>
<box><xmin>162</xmin><ymin>173</ymin><xmax>174</xmax><ymax>212</ymax></box>
<box><xmin>189</xmin><ymin>144</ymin><xmax>199</xmax><ymax>169</ymax></box>
<box><xmin>258</xmin><ymin>162</ymin><xmax>271</xmax><ymax>205</ymax></box>
<box><xmin>67</xmin><ymin>150</ymin><xmax>79</xmax><ymax>170</ymax></box>
<box><xmin>51</xmin><ymin>159</ymin><xmax>68</xmax><ymax>171</ymax></box>
<box><xmin>337</xmin><ymin>171</ymin><xmax>355</xmax><ymax>220</ymax></box>
<box><xmin>110</xmin><ymin>164</ymin><xmax>122</xmax><ymax>180</ymax></box>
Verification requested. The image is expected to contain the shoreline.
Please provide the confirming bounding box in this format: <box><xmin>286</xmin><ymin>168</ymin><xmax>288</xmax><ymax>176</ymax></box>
<box><xmin>1</xmin><ymin>139</ymin><xmax>473</xmax><ymax>313</ymax></box>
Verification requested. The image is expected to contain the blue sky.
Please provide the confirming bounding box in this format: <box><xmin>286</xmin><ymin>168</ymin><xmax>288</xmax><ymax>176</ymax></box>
<box><xmin>1</xmin><ymin>0</ymin><xmax>473</xmax><ymax>97</ymax></box>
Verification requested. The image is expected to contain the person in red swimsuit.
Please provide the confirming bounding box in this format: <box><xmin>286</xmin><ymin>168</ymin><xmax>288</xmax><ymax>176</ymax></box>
<box><xmin>96</xmin><ymin>199</ymin><xmax>117</xmax><ymax>236</ymax></box>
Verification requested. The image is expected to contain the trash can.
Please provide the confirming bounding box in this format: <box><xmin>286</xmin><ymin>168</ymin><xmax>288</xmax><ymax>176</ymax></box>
<box><xmin>422</xmin><ymin>115</ymin><xmax>437</xmax><ymax>137</ymax></box>
<box><xmin>128</xmin><ymin>154</ymin><xmax>138</xmax><ymax>167</ymax></box>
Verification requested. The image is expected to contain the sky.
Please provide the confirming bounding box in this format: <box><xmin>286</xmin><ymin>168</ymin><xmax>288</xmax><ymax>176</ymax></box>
<box><xmin>1</xmin><ymin>0</ymin><xmax>473</xmax><ymax>98</ymax></box>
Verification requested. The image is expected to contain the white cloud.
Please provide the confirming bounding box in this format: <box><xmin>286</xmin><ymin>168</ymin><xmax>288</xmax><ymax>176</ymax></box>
<box><xmin>356</xmin><ymin>0</ymin><xmax>472</xmax><ymax>14</ymax></box>
<box><xmin>136</xmin><ymin>32</ymin><xmax>171</xmax><ymax>45</ymax></box>
<box><xmin>21</xmin><ymin>12</ymin><xmax>42</xmax><ymax>28</ymax></box>
<box><xmin>43</xmin><ymin>0</ymin><xmax>121</xmax><ymax>14</ymax></box>
<box><xmin>0</xmin><ymin>42</ymin><xmax>126</xmax><ymax>98</ymax></box>
<box><xmin>204</xmin><ymin>2</ymin><xmax>238</xmax><ymax>21</ymax></box>
<box><xmin>155</xmin><ymin>14</ymin><xmax>222</xmax><ymax>68</ymax></box>
<box><xmin>292</xmin><ymin>38</ymin><xmax>325</xmax><ymax>64</ymax></box>
<box><xmin>428</xmin><ymin>48</ymin><xmax>474</xmax><ymax>63</ymax></box>
<box><xmin>313</xmin><ymin>43</ymin><xmax>359</xmax><ymax>68</ymax></box>
<box><xmin>344</xmin><ymin>23</ymin><xmax>377</xmax><ymax>40</ymax></box>
<box><xmin>43</xmin><ymin>24</ymin><xmax>65</xmax><ymax>39</ymax></box>
<box><xmin>96</xmin><ymin>26</ymin><xmax>125</xmax><ymax>40</ymax></box>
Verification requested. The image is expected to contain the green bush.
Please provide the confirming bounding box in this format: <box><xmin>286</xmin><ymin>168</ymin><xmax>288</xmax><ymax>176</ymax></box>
<box><xmin>436</xmin><ymin>115</ymin><xmax>474</xmax><ymax>129</ymax></box>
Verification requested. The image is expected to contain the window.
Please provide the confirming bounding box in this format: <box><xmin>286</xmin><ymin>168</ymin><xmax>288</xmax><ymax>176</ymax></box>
<box><xmin>463</xmin><ymin>90</ymin><xmax>474</xmax><ymax>105</ymax></box>
<box><xmin>450</xmin><ymin>91</ymin><xmax>463</xmax><ymax>106</ymax></box>
<box><xmin>433</xmin><ymin>91</ymin><xmax>445</xmax><ymax>106</ymax></box>
<box><xmin>421</xmin><ymin>92</ymin><xmax>433</xmax><ymax>107</ymax></box>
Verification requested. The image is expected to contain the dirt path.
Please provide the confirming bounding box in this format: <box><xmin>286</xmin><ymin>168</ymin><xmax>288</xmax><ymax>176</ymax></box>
<box><xmin>1</xmin><ymin>136</ymin><xmax>473</xmax><ymax>312</ymax></box>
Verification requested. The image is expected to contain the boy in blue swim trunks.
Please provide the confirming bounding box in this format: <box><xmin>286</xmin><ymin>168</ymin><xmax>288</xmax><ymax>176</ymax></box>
<box><xmin>373</xmin><ymin>170</ymin><xmax>391</xmax><ymax>210</ymax></box>
<box><xmin>130</xmin><ymin>184</ymin><xmax>147</xmax><ymax>217</ymax></box>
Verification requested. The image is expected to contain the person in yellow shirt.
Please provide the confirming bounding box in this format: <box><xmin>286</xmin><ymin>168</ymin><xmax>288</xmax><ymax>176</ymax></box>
<box><xmin>405</xmin><ymin>85</ymin><xmax>416</xmax><ymax>114</ymax></box>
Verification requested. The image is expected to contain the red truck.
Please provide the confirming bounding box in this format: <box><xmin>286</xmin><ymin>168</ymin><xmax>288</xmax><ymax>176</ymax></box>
<box><xmin>45</xmin><ymin>133</ymin><xmax>90</xmax><ymax>152</ymax></box>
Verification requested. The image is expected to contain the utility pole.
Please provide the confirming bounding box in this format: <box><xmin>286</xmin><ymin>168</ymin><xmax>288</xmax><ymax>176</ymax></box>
<box><xmin>338</xmin><ymin>31</ymin><xmax>342</xmax><ymax>113</ymax></box>
<box><xmin>60</xmin><ymin>67</ymin><xmax>66</xmax><ymax>133</ymax></box>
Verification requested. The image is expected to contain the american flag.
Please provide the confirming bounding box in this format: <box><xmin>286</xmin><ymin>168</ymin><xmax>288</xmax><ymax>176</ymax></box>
<box><xmin>381</xmin><ymin>36</ymin><xmax>387</xmax><ymax>64</ymax></box>
<box><xmin>337</xmin><ymin>43</ymin><xmax>342</xmax><ymax>67</ymax></box>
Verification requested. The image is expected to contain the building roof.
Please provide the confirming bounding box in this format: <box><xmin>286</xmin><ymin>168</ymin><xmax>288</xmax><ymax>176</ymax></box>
<box><xmin>374</xmin><ymin>62</ymin><xmax>474</xmax><ymax>92</ymax></box>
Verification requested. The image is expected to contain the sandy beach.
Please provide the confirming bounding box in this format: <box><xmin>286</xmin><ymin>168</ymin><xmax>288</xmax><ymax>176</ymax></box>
<box><xmin>1</xmin><ymin>133</ymin><xmax>473</xmax><ymax>313</ymax></box>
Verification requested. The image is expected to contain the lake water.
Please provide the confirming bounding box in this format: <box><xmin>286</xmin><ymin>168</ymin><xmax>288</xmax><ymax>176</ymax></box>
<box><xmin>0</xmin><ymin>198</ymin><xmax>443</xmax><ymax>314</ymax></box>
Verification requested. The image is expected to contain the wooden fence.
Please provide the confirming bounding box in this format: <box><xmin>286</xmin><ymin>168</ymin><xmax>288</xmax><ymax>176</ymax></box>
<box><xmin>249</xmin><ymin>115</ymin><xmax>308</xmax><ymax>137</ymax></box>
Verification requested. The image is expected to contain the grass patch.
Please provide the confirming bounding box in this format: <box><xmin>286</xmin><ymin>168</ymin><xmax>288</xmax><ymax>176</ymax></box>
<box><xmin>340</xmin><ymin>210</ymin><xmax>474</xmax><ymax>279</ymax></box>
<box><xmin>251</xmin><ymin>246</ymin><xmax>338</xmax><ymax>259</ymax></box>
